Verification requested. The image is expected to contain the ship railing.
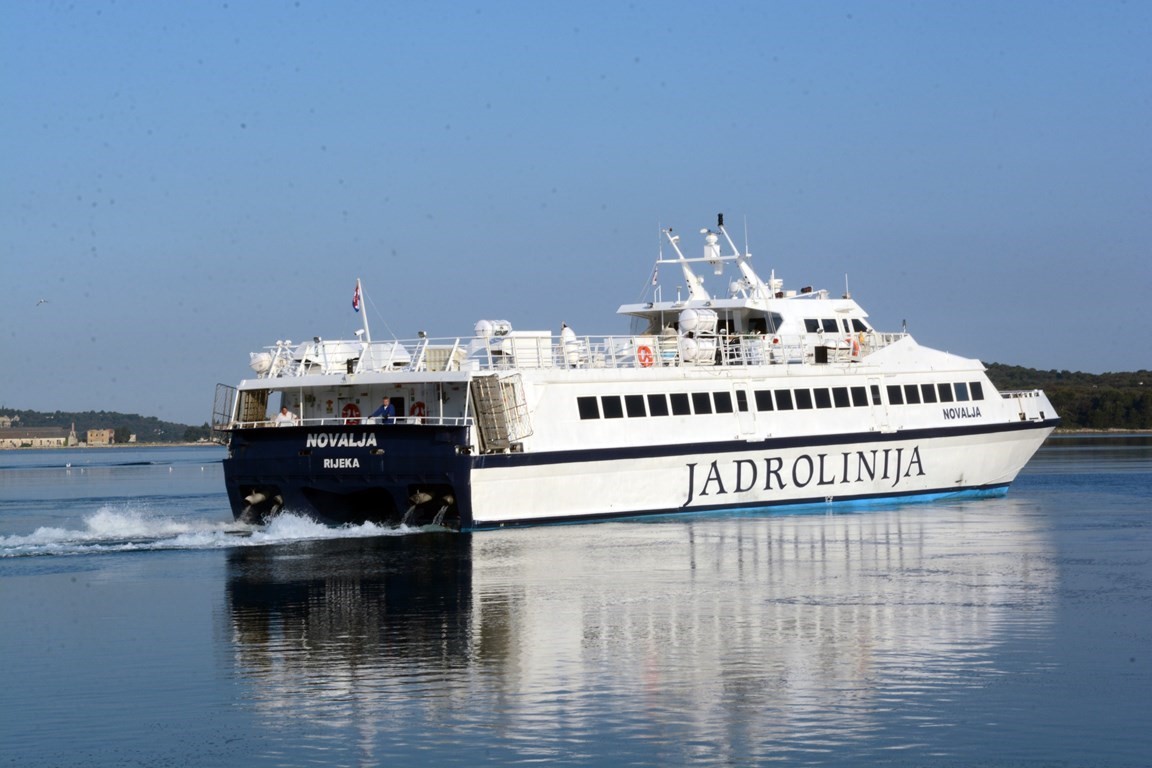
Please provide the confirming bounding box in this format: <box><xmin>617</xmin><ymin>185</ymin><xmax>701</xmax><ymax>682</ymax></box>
<box><xmin>225</xmin><ymin>415</ymin><xmax>474</xmax><ymax>430</ymax></box>
<box><xmin>251</xmin><ymin>331</ymin><xmax>911</xmax><ymax>377</ymax></box>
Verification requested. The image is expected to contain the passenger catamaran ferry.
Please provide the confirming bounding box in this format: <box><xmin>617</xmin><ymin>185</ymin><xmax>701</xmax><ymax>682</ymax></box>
<box><xmin>213</xmin><ymin>215</ymin><xmax>1059</xmax><ymax>530</ymax></box>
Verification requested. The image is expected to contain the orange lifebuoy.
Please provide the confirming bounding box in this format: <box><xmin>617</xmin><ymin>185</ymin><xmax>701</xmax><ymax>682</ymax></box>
<box><xmin>342</xmin><ymin>402</ymin><xmax>361</xmax><ymax>425</ymax></box>
<box><xmin>637</xmin><ymin>345</ymin><xmax>654</xmax><ymax>368</ymax></box>
<box><xmin>409</xmin><ymin>401</ymin><xmax>426</xmax><ymax>420</ymax></box>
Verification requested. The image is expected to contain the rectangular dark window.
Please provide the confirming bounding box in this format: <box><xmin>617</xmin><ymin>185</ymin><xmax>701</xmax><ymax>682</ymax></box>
<box><xmin>795</xmin><ymin>389</ymin><xmax>814</xmax><ymax>409</ymax></box>
<box><xmin>851</xmin><ymin>319</ymin><xmax>869</xmax><ymax>332</ymax></box>
<box><xmin>713</xmin><ymin>391</ymin><xmax>734</xmax><ymax>413</ymax></box>
<box><xmin>735</xmin><ymin>390</ymin><xmax>749</xmax><ymax>412</ymax></box>
<box><xmin>670</xmin><ymin>392</ymin><xmax>691</xmax><ymax>415</ymax></box>
<box><xmin>775</xmin><ymin>390</ymin><xmax>794</xmax><ymax>410</ymax></box>
<box><xmin>822</xmin><ymin>319</ymin><xmax>839</xmax><ymax>332</ymax></box>
<box><xmin>601</xmin><ymin>395</ymin><xmax>624</xmax><ymax>419</ymax></box>
<box><xmin>625</xmin><ymin>394</ymin><xmax>646</xmax><ymax>418</ymax></box>
<box><xmin>755</xmin><ymin>390</ymin><xmax>774</xmax><ymax>411</ymax></box>
<box><xmin>804</xmin><ymin>319</ymin><xmax>820</xmax><ymax>333</ymax></box>
<box><xmin>647</xmin><ymin>393</ymin><xmax>669</xmax><ymax>416</ymax></box>
<box><xmin>903</xmin><ymin>384</ymin><xmax>921</xmax><ymax>405</ymax></box>
<box><xmin>814</xmin><ymin>388</ymin><xmax>833</xmax><ymax>409</ymax></box>
<box><xmin>954</xmin><ymin>382</ymin><xmax>970</xmax><ymax>401</ymax></box>
<box><xmin>577</xmin><ymin>396</ymin><xmax>599</xmax><ymax>420</ymax></box>
<box><xmin>887</xmin><ymin>385</ymin><xmax>904</xmax><ymax>405</ymax></box>
<box><xmin>871</xmin><ymin>384</ymin><xmax>882</xmax><ymax>405</ymax></box>
<box><xmin>920</xmin><ymin>383</ymin><xmax>938</xmax><ymax>404</ymax></box>
<box><xmin>850</xmin><ymin>386</ymin><xmax>869</xmax><ymax>407</ymax></box>
<box><xmin>937</xmin><ymin>383</ymin><xmax>954</xmax><ymax>403</ymax></box>
<box><xmin>692</xmin><ymin>392</ymin><xmax>713</xmax><ymax>414</ymax></box>
<box><xmin>970</xmin><ymin>381</ymin><xmax>985</xmax><ymax>400</ymax></box>
<box><xmin>833</xmin><ymin>387</ymin><xmax>851</xmax><ymax>408</ymax></box>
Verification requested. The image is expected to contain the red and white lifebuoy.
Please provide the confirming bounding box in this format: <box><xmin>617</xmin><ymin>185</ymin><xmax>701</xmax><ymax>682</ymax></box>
<box><xmin>409</xmin><ymin>401</ymin><xmax>426</xmax><ymax>421</ymax></box>
<box><xmin>637</xmin><ymin>345</ymin><xmax>654</xmax><ymax>368</ymax></box>
<box><xmin>342</xmin><ymin>402</ymin><xmax>361</xmax><ymax>425</ymax></box>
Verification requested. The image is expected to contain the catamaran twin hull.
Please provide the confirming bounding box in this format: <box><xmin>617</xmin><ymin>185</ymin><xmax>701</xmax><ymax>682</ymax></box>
<box><xmin>222</xmin><ymin>419</ymin><xmax>1054</xmax><ymax>530</ymax></box>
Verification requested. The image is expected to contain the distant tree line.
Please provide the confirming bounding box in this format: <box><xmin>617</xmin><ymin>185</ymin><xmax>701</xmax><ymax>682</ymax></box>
<box><xmin>0</xmin><ymin>408</ymin><xmax>212</xmax><ymax>443</ymax></box>
<box><xmin>985</xmin><ymin>364</ymin><xmax>1151</xmax><ymax>430</ymax></box>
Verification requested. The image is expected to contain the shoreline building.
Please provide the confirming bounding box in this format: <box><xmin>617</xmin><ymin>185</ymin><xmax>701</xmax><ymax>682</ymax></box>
<box><xmin>0</xmin><ymin>418</ymin><xmax>79</xmax><ymax>449</ymax></box>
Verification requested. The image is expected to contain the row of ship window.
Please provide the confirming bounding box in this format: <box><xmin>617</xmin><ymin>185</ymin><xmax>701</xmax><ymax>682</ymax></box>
<box><xmin>577</xmin><ymin>381</ymin><xmax>986</xmax><ymax>420</ymax></box>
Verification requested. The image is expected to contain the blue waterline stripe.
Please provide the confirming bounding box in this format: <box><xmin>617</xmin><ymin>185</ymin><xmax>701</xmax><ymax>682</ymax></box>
<box><xmin>466</xmin><ymin>483</ymin><xmax>1013</xmax><ymax>530</ymax></box>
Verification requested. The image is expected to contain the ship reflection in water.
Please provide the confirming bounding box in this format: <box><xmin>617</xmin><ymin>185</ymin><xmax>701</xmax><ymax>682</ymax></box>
<box><xmin>224</xmin><ymin>501</ymin><xmax>1056</xmax><ymax>761</ymax></box>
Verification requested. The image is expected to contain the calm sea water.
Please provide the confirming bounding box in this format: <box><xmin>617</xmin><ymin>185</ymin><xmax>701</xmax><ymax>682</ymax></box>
<box><xmin>1</xmin><ymin>437</ymin><xmax>1149</xmax><ymax>767</ymax></box>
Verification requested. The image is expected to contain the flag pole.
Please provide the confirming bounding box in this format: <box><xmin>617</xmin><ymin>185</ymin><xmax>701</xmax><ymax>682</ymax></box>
<box><xmin>354</xmin><ymin>278</ymin><xmax>372</xmax><ymax>342</ymax></box>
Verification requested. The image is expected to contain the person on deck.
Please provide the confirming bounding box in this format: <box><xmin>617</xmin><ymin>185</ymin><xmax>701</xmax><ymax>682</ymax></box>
<box><xmin>368</xmin><ymin>397</ymin><xmax>396</xmax><ymax>424</ymax></box>
<box><xmin>273</xmin><ymin>406</ymin><xmax>298</xmax><ymax>426</ymax></box>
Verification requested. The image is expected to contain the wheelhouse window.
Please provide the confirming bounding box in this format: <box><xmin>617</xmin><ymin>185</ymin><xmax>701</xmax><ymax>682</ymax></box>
<box><xmin>887</xmin><ymin>385</ymin><xmax>904</xmax><ymax>405</ymax></box>
<box><xmin>775</xmin><ymin>390</ymin><xmax>795</xmax><ymax>411</ymax></box>
<box><xmin>670</xmin><ymin>393</ymin><xmax>691</xmax><ymax>416</ymax></box>
<box><xmin>691</xmin><ymin>392</ymin><xmax>713</xmax><ymax>415</ymax></box>
<box><xmin>814</xmin><ymin>388</ymin><xmax>833</xmax><ymax>409</ymax></box>
<box><xmin>937</xmin><ymin>383</ymin><xmax>954</xmax><ymax>403</ymax></box>
<box><xmin>713</xmin><ymin>391</ymin><xmax>734</xmax><ymax>414</ymax></box>
<box><xmin>920</xmin><ymin>383</ymin><xmax>938</xmax><ymax>404</ymax></box>
<box><xmin>970</xmin><ymin>381</ymin><xmax>985</xmax><ymax>400</ymax></box>
<box><xmin>850</xmin><ymin>386</ymin><xmax>869</xmax><ymax>407</ymax></box>
<box><xmin>903</xmin><ymin>384</ymin><xmax>921</xmax><ymax>405</ymax></box>
<box><xmin>647</xmin><ymin>393</ymin><xmax>669</xmax><ymax>416</ymax></box>
<box><xmin>955</xmin><ymin>382</ymin><xmax>970</xmax><ymax>401</ymax></box>
<box><xmin>794</xmin><ymin>389</ymin><xmax>814</xmax><ymax>410</ymax></box>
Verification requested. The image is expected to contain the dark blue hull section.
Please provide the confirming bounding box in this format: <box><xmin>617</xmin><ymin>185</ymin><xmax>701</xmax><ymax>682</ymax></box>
<box><xmin>223</xmin><ymin>424</ymin><xmax>474</xmax><ymax>529</ymax></box>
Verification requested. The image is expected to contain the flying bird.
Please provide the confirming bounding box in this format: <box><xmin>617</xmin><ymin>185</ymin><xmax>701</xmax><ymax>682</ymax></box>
<box><xmin>36</xmin><ymin>299</ymin><xmax>48</xmax><ymax>306</ymax></box>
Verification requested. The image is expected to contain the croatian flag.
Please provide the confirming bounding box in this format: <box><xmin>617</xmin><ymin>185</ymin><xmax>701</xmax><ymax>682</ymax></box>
<box><xmin>352</xmin><ymin>281</ymin><xmax>361</xmax><ymax>312</ymax></box>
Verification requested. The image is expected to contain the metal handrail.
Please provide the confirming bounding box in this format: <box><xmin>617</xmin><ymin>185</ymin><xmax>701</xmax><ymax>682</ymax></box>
<box><xmin>224</xmin><ymin>415</ymin><xmax>474</xmax><ymax>430</ymax></box>
<box><xmin>251</xmin><ymin>331</ymin><xmax>908</xmax><ymax>379</ymax></box>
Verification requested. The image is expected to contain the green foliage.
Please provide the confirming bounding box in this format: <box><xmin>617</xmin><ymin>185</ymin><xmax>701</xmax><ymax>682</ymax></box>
<box><xmin>183</xmin><ymin>423</ymin><xmax>213</xmax><ymax>442</ymax></box>
<box><xmin>0</xmin><ymin>408</ymin><xmax>200</xmax><ymax>443</ymax></box>
<box><xmin>986</xmin><ymin>364</ymin><xmax>1151</xmax><ymax>430</ymax></box>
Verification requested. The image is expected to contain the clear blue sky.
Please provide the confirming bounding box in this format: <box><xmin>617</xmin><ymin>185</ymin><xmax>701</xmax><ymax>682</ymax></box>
<box><xmin>3</xmin><ymin>1</ymin><xmax>1149</xmax><ymax>425</ymax></box>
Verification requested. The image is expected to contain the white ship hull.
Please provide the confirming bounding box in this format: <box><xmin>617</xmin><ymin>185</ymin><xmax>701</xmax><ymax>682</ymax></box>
<box><xmin>468</xmin><ymin>422</ymin><xmax>1052</xmax><ymax>527</ymax></box>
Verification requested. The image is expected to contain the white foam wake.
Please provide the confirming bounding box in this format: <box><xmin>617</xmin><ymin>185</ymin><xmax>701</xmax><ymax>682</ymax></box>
<box><xmin>0</xmin><ymin>507</ymin><xmax>423</xmax><ymax>557</ymax></box>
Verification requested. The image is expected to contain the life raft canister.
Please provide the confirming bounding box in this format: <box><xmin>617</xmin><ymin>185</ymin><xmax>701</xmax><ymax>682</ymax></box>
<box><xmin>637</xmin><ymin>345</ymin><xmax>655</xmax><ymax>368</ymax></box>
<box><xmin>342</xmin><ymin>402</ymin><xmax>361</xmax><ymax>425</ymax></box>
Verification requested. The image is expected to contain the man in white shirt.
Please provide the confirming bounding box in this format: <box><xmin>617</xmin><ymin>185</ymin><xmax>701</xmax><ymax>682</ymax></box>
<box><xmin>273</xmin><ymin>406</ymin><xmax>298</xmax><ymax>426</ymax></box>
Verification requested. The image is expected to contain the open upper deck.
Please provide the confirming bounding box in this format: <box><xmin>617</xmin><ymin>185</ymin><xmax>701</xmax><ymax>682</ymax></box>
<box><xmin>245</xmin><ymin>327</ymin><xmax>910</xmax><ymax>382</ymax></box>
